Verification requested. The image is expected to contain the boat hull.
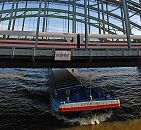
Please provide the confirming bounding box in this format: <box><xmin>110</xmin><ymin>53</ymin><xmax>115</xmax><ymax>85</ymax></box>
<box><xmin>57</xmin><ymin>100</ymin><xmax>120</xmax><ymax>113</ymax></box>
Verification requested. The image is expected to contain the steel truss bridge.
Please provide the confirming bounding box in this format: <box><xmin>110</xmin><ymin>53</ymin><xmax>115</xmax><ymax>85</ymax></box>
<box><xmin>0</xmin><ymin>0</ymin><xmax>141</xmax><ymax>68</ymax></box>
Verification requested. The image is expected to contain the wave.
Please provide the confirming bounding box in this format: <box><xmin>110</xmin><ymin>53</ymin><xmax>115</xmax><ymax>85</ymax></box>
<box><xmin>0</xmin><ymin>72</ymin><xmax>27</xmax><ymax>78</ymax></box>
<box><xmin>52</xmin><ymin>110</ymin><xmax>112</xmax><ymax>126</ymax></box>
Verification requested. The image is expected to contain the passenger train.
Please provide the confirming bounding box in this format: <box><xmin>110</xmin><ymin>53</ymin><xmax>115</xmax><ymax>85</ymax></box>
<box><xmin>0</xmin><ymin>30</ymin><xmax>141</xmax><ymax>48</ymax></box>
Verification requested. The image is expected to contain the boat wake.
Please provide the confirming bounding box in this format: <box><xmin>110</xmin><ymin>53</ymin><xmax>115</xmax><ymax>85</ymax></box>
<box><xmin>51</xmin><ymin>110</ymin><xmax>112</xmax><ymax>126</ymax></box>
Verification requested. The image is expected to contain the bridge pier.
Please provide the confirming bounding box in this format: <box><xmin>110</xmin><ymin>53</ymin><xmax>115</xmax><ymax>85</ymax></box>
<box><xmin>137</xmin><ymin>66</ymin><xmax>141</xmax><ymax>73</ymax></box>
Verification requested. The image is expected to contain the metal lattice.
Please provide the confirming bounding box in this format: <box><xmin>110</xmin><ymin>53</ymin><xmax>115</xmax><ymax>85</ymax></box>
<box><xmin>0</xmin><ymin>0</ymin><xmax>141</xmax><ymax>35</ymax></box>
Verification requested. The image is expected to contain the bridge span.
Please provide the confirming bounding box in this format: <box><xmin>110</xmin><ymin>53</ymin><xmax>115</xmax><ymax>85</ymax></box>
<box><xmin>1</xmin><ymin>0</ymin><xmax>141</xmax><ymax>68</ymax></box>
<box><xmin>0</xmin><ymin>48</ymin><xmax>141</xmax><ymax>68</ymax></box>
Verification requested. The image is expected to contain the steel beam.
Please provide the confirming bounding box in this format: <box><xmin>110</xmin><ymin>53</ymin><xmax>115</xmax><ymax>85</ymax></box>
<box><xmin>100</xmin><ymin>0</ymin><xmax>105</xmax><ymax>34</ymax></box>
<box><xmin>22</xmin><ymin>1</ymin><xmax>28</xmax><ymax>31</ymax></box>
<box><xmin>68</xmin><ymin>0</ymin><xmax>70</xmax><ymax>33</ymax></box>
<box><xmin>120</xmin><ymin>7</ymin><xmax>125</xmax><ymax>34</ymax></box>
<box><xmin>12</xmin><ymin>0</ymin><xmax>19</xmax><ymax>30</ymax></box>
<box><xmin>8</xmin><ymin>0</ymin><xmax>15</xmax><ymax>30</ymax></box>
<box><xmin>88</xmin><ymin>0</ymin><xmax>90</xmax><ymax>34</ymax></box>
<box><xmin>122</xmin><ymin>0</ymin><xmax>131</xmax><ymax>48</ymax></box>
<box><xmin>0</xmin><ymin>2</ymin><xmax>5</xmax><ymax>23</ymax></box>
<box><xmin>1</xmin><ymin>1</ymin><xmax>141</xmax><ymax>33</ymax></box>
<box><xmin>97</xmin><ymin>0</ymin><xmax>101</xmax><ymax>34</ymax></box>
<box><xmin>45</xmin><ymin>2</ymin><xmax>49</xmax><ymax>32</ymax></box>
<box><xmin>140</xmin><ymin>0</ymin><xmax>141</xmax><ymax>20</ymax></box>
<box><xmin>84</xmin><ymin>0</ymin><xmax>88</xmax><ymax>48</ymax></box>
<box><xmin>42</xmin><ymin>0</ymin><xmax>47</xmax><ymax>32</ymax></box>
<box><xmin>0</xmin><ymin>13</ymin><xmax>121</xmax><ymax>34</ymax></box>
<box><xmin>0</xmin><ymin>0</ymin><xmax>141</xmax><ymax>36</ymax></box>
<box><xmin>72</xmin><ymin>0</ymin><xmax>76</xmax><ymax>33</ymax></box>
<box><xmin>106</xmin><ymin>3</ymin><xmax>110</xmax><ymax>34</ymax></box>
<box><xmin>35</xmin><ymin>0</ymin><xmax>42</xmax><ymax>47</ymax></box>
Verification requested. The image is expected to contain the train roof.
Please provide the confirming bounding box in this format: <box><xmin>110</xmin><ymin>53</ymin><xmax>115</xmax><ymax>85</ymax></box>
<box><xmin>0</xmin><ymin>30</ymin><xmax>76</xmax><ymax>37</ymax></box>
<box><xmin>1</xmin><ymin>30</ymin><xmax>141</xmax><ymax>39</ymax></box>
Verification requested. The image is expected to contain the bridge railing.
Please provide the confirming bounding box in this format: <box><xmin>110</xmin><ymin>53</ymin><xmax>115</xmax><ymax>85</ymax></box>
<box><xmin>0</xmin><ymin>47</ymin><xmax>141</xmax><ymax>58</ymax></box>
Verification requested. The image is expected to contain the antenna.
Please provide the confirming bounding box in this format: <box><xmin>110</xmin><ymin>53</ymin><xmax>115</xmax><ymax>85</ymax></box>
<box><xmin>89</xmin><ymin>73</ymin><xmax>92</xmax><ymax>100</ymax></box>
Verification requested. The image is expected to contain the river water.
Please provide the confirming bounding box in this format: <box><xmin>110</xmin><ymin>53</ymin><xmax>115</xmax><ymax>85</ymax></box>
<box><xmin>0</xmin><ymin>67</ymin><xmax>141</xmax><ymax>130</ymax></box>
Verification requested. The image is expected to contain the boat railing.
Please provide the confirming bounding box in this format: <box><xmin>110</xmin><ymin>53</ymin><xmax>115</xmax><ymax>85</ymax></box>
<box><xmin>56</xmin><ymin>84</ymin><xmax>82</xmax><ymax>91</ymax></box>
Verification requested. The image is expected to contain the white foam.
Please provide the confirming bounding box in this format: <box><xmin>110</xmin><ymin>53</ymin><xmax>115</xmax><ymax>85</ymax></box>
<box><xmin>52</xmin><ymin>110</ymin><xmax>112</xmax><ymax>126</ymax></box>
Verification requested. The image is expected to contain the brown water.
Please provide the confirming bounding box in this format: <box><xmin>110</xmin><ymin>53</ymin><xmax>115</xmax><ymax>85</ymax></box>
<box><xmin>61</xmin><ymin>119</ymin><xmax>141</xmax><ymax>130</ymax></box>
<box><xmin>0</xmin><ymin>67</ymin><xmax>141</xmax><ymax>130</ymax></box>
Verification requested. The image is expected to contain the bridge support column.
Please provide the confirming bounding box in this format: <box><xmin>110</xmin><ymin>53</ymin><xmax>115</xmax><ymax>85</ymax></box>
<box><xmin>120</xmin><ymin>7</ymin><xmax>125</xmax><ymax>35</ymax></box>
<box><xmin>97</xmin><ymin>0</ymin><xmax>101</xmax><ymax>34</ymax></box>
<box><xmin>122</xmin><ymin>0</ymin><xmax>131</xmax><ymax>49</ymax></box>
<box><xmin>42</xmin><ymin>0</ymin><xmax>47</xmax><ymax>32</ymax></box>
<box><xmin>8</xmin><ymin>0</ymin><xmax>15</xmax><ymax>30</ymax></box>
<box><xmin>22</xmin><ymin>1</ymin><xmax>28</xmax><ymax>31</ymax></box>
<box><xmin>140</xmin><ymin>0</ymin><xmax>141</xmax><ymax>20</ymax></box>
<box><xmin>68</xmin><ymin>0</ymin><xmax>70</xmax><ymax>33</ymax></box>
<box><xmin>84</xmin><ymin>0</ymin><xmax>88</xmax><ymax>48</ymax></box>
<box><xmin>137</xmin><ymin>67</ymin><xmax>141</xmax><ymax>73</ymax></box>
<box><xmin>72</xmin><ymin>0</ymin><xmax>76</xmax><ymax>33</ymax></box>
<box><xmin>100</xmin><ymin>0</ymin><xmax>105</xmax><ymax>34</ymax></box>
<box><xmin>35</xmin><ymin>0</ymin><xmax>42</xmax><ymax>47</ymax></box>
<box><xmin>12</xmin><ymin>0</ymin><xmax>19</xmax><ymax>30</ymax></box>
<box><xmin>106</xmin><ymin>3</ymin><xmax>110</xmax><ymax>34</ymax></box>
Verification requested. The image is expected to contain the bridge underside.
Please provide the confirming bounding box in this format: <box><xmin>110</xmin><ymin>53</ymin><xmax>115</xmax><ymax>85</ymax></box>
<box><xmin>0</xmin><ymin>56</ymin><xmax>141</xmax><ymax>68</ymax></box>
<box><xmin>0</xmin><ymin>57</ymin><xmax>141</xmax><ymax>68</ymax></box>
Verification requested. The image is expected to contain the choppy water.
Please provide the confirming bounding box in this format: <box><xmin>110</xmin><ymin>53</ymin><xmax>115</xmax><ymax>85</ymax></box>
<box><xmin>0</xmin><ymin>67</ymin><xmax>141</xmax><ymax>130</ymax></box>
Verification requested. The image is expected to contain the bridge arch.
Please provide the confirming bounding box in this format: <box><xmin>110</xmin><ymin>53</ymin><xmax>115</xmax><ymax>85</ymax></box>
<box><xmin>0</xmin><ymin>0</ymin><xmax>141</xmax><ymax>35</ymax></box>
